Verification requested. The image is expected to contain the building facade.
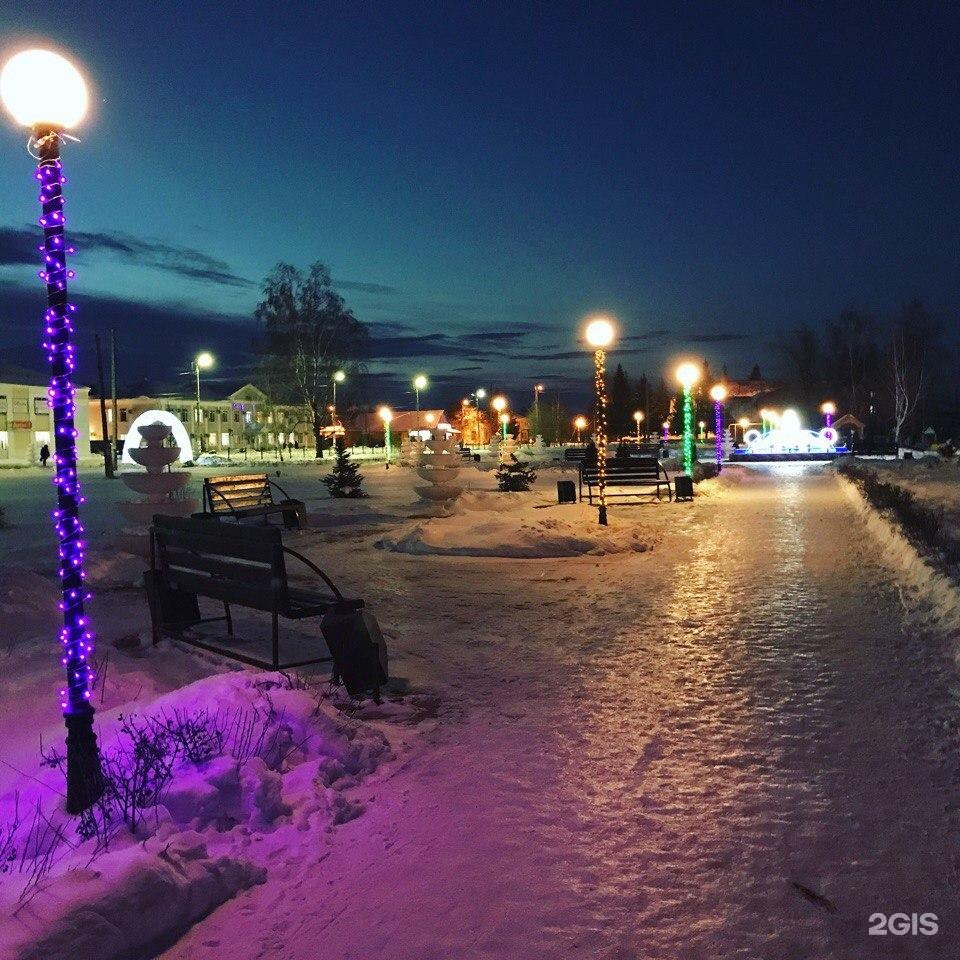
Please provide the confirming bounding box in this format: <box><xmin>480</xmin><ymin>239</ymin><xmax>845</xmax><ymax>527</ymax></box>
<box><xmin>0</xmin><ymin>379</ymin><xmax>92</xmax><ymax>466</ymax></box>
<box><xmin>89</xmin><ymin>384</ymin><xmax>314</xmax><ymax>455</ymax></box>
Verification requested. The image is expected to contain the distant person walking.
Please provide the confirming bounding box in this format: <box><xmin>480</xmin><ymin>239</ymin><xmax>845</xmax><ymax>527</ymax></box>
<box><xmin>39</xmin><ymin>443</ymin><xmax>50</xmax><ymax>467</ymax></box>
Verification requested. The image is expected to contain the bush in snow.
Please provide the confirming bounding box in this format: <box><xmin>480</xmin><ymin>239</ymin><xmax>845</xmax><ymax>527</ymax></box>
<box><xmin>496</xmin><ymin>454</ymin><xmax>536</xmax><ymax>492</ymax></box>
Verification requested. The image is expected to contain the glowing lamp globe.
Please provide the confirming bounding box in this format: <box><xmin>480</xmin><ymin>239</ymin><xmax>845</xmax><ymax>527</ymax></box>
<box><xmin>378</xmin><ymin>406</ymin><xmax>393</xmax><ymax>423</ymax></box>
<box><xmin>413</xmin><ymin>374</ymin><xmax>428</xmax><ymax>391</ymax></box>
<box><xmin>675</xmin><ymin>362</ymin><xmax>701</xmax><ymax>390</ymax></box>
<box><xmin>633</xmin><ymin>410</ymin><xmax>644</xmax><ymax>423</ymax></box>
<box><xmin>738</xmin><ymin>417</ymin><xmax>750</xmax><ymax>428</ymax></box>
<box><xmin>499</xmin><ymin>413</ymin><xmax>509</xmax><ymax>425</ymax></box>
<box><xmin>584</xmin><ymin>317</ymin><xmax>615</xmax><ymax>349</ymax></box>
<box><xmin>821</xmin><ymin>401</ymin><xmax>836</xmax><ymax>415</ymax></box>
<box><xmin>574</xmin><ymin>416</ymin><xmax>587</xmax><ymax>430</ymax></box>
<box><xmin>425</xmin><ymin>412</ymin><xmax>437</xmax><ymax>425</ymax></box>
<box><xmin>709</xmin><ymin>384</ymin><xmax>728</xmax><ymax>403</ymax></box>
<box><xmin>195</xmin><ymin>351</ymin><xmax>214</xmax><ymax>370</ymax></box>
<box><xmin>492</xmin><ymin>395</ymin><xmax>507</xmax><ymax>413</ymax></box>
<box><xmin>333</xmin><ymin>370</ymin><xmax>346</xmax><ymax>383</ymax></box>
<box><xmin>1</xmin><ymin>49</ymin><xmax>88</xmax><ymax>129</ymax></box>
<box><xmin>476</xmin><ymin>388</ymin><xmax>487</xmax><ymax>400</ymax></box>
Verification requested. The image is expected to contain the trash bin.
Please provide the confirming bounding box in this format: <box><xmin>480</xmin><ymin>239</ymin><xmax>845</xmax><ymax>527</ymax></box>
<box><xmin>674</xmin><ymin>474</ymin><xmax>694</xmax><ymax>501</ymax></box>
<box><xmin>557</xmin><ymin>480</ymin><xmax>576</xmax><ymax>504</ymax></box>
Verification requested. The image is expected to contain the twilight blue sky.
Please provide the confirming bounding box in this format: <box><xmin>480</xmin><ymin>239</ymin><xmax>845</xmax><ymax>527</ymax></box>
<box><xmin>0</xmin><ymin>1</ymin><xmax>958</xmax><ymax>409</ymax></box>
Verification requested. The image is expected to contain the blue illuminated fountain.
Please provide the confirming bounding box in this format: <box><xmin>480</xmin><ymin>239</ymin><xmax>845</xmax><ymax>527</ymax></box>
<box><xmin>734</xmin><ymin>408</ymin><xmax>846</xmax><ymax>461</ymax></box>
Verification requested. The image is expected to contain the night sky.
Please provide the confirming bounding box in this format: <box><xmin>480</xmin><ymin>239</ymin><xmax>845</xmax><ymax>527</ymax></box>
<box><xmin>0</xmin><ymin>2</ymin><xmax>958</xmax><ymax>410</ymax></box>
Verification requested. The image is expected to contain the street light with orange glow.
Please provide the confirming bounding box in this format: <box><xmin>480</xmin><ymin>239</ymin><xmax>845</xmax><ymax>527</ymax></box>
<box><xmin>573</xmin><ymin>415</ymin><xmax>587</xmax><ymax>443</ymax></box>
<box><xmin>584</xmin><ymin>316</ymin><xmax>616</xmax><ymax>525</ymax></box>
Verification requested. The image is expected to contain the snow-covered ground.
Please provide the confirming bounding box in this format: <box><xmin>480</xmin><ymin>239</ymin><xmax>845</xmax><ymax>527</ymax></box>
<box><xmin>2</xmin><ymin>459</ymin><xmax>960</xmax><ymax>958</ymax></box>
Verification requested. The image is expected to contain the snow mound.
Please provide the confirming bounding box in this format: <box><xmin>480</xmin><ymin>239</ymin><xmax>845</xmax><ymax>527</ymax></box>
<box><xmin>7</xmin><ymin>832</ymin><xmax>264</xmax><ymax>960</ymax></box>
<box><xmin>376</xmin><ymin>511</ymin><xmax>657</xmax><ymax>558</ymax></box>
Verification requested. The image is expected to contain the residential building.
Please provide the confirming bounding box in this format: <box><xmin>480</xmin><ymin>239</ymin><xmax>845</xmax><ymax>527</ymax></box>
<box><xmin>89</xmin><ymin>384</ymin><xmax>313</xmax><ymax>455</ymax></box>
<box><xmin>0</xmin><ymin>374</ymin><xmax>92</xmax><ymax>466</ymax></box>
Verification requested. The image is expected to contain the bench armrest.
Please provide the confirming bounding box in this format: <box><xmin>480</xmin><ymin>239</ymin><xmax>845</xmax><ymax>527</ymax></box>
<box><xmin>268</xmin><ymin>478</ymin><xmax>293</xmax><ymax>501</ymax></box>
<box><xmin>282</xmin><ymin>546</ymin><xmax>344</xmax><ymax>600</ymax></box>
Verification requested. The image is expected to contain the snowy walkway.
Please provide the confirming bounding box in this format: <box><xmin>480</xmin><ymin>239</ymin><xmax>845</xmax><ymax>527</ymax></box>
<box><xmin>157</xmin><ymin>464</ymin><xmax>957</xmax><ymax>958</ymax></box>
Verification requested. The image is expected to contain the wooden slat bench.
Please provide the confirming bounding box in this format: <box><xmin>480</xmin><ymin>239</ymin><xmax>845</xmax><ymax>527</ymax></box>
<box><xmin>563</xmin><ymin>447</ymin><xmax>587</xmax><ymax>463</ymax></box>
<box><xmin>579</xmin><ymin>456</ymin><xmax>673</xmax><ymax>503</ymax></box>
<box><xmin>147</xmin><ymin>515</ymin><xmax>362</xmax><ymax>669</ymax></box>
<box><xmin>202</xmin><ymin>473</ymin><xmax>304</xmax><ymax>529</ymax></box>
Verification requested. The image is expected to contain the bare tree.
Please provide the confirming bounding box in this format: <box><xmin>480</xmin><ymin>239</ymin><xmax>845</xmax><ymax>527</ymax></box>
<box><xmin>255</xmin><ymin>263</ymin><xmax>370</xmax><ymax>456</ymax></box>
<box><xmin>889</xmin><ymin>299</ymin><xmax>936</xmax><ymax>444</ymax></box>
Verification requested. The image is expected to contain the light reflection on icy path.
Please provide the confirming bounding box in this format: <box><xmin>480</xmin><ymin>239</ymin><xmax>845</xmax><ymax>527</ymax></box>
<box><xmin>552</xmin><ymin>464</ymin><xmax>960</xmax><ymax>958</ymax></box>
<box><xmin>164</xmin><ymin>464</ymin><xmax>960</xmax><ymax>960</ymax></box>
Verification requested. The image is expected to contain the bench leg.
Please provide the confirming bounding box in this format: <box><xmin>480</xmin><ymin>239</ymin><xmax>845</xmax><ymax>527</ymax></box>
<box><xmin>224</xmin><ymin>602</ymin><xmax>234</xmax><ymax>637</ymax></box>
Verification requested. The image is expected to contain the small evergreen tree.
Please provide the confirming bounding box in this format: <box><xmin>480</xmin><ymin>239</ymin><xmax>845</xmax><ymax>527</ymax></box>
<box><xmin>322</xmin><ymin>437</ymin><xmax>367</xmax><ymax>498</ymax></box>
<box><xmin>496</xmin><ymin>454</ymin><xmax>537</xmax><ymax>492</ymax></box>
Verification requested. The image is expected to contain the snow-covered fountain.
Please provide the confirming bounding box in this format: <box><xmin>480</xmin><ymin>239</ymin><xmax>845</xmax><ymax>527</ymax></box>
<box><xmin>119</xmin><ymin>420</ymin><xmax>198</xmax><ymax>526</ymax></box>
<box><xmin>413</xmin><ymin>431</ymin><xmax>462</xmax><ymax>514</ymax></box>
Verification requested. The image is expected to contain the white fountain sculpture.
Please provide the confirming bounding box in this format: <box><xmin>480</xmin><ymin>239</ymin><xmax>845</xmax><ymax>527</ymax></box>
<box><xmin>119</xmin><ymin>421</ymin><xmax>198</xmax><ymax>526</ymax></box>
<box><xmin>414</xmin><ymin>432</ymin><xmax>462</xmax><ymax>513</ymax></box>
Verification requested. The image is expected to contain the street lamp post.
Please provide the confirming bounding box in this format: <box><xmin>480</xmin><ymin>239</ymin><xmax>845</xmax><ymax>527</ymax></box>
<box><xmin>533</xmin><ymin>382</ymin><xmax>544</xmax><ymax>435</ymax></box>
<box><xmin>2</xmin><ymin>48</ymin><xmax>104</xmax><ymax>812</ymax></box>
<box><xmin>193</xmin><ymin>351</ymin><xmax>214</xmax><ymax>452</ymax></box>
<box><xmin>710</xmin><ymin>383</ymin><xmax>728</xmax><ymax>472</ymax></box>
<box><xmin>821</xmin><ymin>401</ymin><xmax>835</xmax><ymax>429</ymax></box>
<box><xmin>331</xmin><ymin>370</ymin><xmax>346</xmax><ymax>424</ymax></box>
<box><xmin>676</xmin><ymin>362</ymin><xmax>701</xmax><ymax>476</ymax></box>
<box><xmin>378</xmin><ymin>406</ymin><xmax>393</xmax><ymax>467</ymax></box>
<box><xmin>574</xmin><ymin>415</ymin><xmax>587</xmax><ymax>443</ymax></box>
<box><xmin>491</xmin><ymin>395</ymin><xmax>508</xmax><ymax>446</ymax></box>
<box><xmin>584</xmin><ymin>317</ymin><xmax>615</xmax><ymax>526</ymax></box>
<box><xmin>633</xmin><ymin>410</ymin><xmax>644</xmax><ymax>444</ymax></box>
<box><xmin>413</xmin><ymin>374</ymin><xmax>428</xmax><ymax>432</ymax></box>
<box><xmin>662</xmin><ymin>420</ymin><xmax>670</xmax><ymax>445</ymax></box>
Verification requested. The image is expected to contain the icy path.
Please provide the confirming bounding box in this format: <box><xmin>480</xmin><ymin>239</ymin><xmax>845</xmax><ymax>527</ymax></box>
<box><xmin>164</xmin><ymin>465</ymin><xmax>960</xmax><ymax>959</ymax></box>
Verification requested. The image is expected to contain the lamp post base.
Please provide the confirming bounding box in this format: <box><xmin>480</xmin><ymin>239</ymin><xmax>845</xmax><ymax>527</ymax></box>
<box><xmin>64</xmin><ymin>711</ymin><xmax>106</xmax><ymax>814</ymax></box>
<box><xmin>598</xmin><ymin>504</ymin><xmax>608</xmax><ymax>526</ymax></box>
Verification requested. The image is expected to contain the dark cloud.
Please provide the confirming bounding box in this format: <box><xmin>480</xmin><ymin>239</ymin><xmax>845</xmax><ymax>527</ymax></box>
<box><xmin>0</xmin><ymin>225</ymin><xmax>254</xmax><ymax>288</ymax></box>
<box><xmin>0</xmin><ymin>280</ymin><xmax>256</xmax><ymax>392</ymax></box>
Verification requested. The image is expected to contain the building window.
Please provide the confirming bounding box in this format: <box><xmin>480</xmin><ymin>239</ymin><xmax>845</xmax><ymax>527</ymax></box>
<box><xmin>120</xmin><ymin>410</ymin><xmax>128</xmax><ymax>422</ymax></box>
<box><xmin>33</xmin><ymin>397</ymin><xmax>49</xmax><ymax>416</ymax></box>
<box><xmin>0</xmin><ymin>395</ymin><xmax>7</xmax><ymax>414</ymax></box>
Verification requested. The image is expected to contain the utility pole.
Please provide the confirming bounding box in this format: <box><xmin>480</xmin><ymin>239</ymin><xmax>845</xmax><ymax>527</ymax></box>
<box><xmin>110</xmin><ymin>329</ymin><xmax>118</xmax><ymax>462</ymax></box>
<box><xmin>94</xmin><ymin>333</ymin><xmax>113</xmax><ymax>478</ymax></box>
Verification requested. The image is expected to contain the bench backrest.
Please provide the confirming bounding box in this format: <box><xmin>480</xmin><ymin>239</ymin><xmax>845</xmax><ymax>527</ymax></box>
<box><xmin>580</xmin><ymin>456</ymin><xmax>667</xmax><ymax>482</ymax></box>
<box><xmin>204</xmin><ymin>473</ymin><xmax>274</xmax><ymax>514</ymax></box>
<box><xmin>151</xmin><ymin>515</ymin><xmax>288</xmax><ymax>612</ymax></box>
<box><xmin>564</xmin><ymin>447</ymin><xmax>587</xmax><ymax>461</ymax></box>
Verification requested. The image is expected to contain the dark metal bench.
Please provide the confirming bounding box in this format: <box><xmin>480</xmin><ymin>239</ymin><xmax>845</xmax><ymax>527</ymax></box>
<box><xmin>202</xmin><ymin>473</ymin><xmax>304</xmax><ymax>529</ymax></box>
<box><xmin>147</xmin><ymin>515</ymin><xmax>362</xmax><ymax>669</ymax></box>
<box><xmin>579</xmin><ymin>456</ymin><xmax>673</xmax><ymax>503</ymax></box>
<box><xmin>563</xmin><ymin>447</ymin><xmax>587</xmax><ymax>462</ymax></box>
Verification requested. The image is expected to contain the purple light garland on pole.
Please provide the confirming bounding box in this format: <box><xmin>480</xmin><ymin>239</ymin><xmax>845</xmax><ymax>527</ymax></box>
<box><xmin>710</xmin><ymin>383</ymin><xmax>727</xmax><ymax>473</ymax></box>
<box><xmin>37</xmin><ymin>128</ymin><xmax>104</xmax><ymax>813</ymax></box>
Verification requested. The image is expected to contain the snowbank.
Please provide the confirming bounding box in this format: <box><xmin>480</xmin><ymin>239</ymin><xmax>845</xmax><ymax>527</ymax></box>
<box><xmin>0</xmin><ymin>672</ymin><xmax>392</xmax><ymax>960</ymax></box>
<box><xmin>6</xmin><ymin>833</ymin><xmax>265</xmax><ymax>960</ymax></box>
<box><xmin>838</xmin><ymin>469</ymin><xmax>960</xmax><ymax>635</ymax></box>
<box><xmin>376</xmin><ymin>504</ymin><xmax>658</xmax><ymax>558</ymax></box>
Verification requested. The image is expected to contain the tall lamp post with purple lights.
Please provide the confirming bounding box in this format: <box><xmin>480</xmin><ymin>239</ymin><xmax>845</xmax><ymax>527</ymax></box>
<box><xmin>709</xmin><ymin>383</ymin><xmax>727</xmax><ymax>472</ymax></box>
<box><xmin>1</xmin><ymin>48</ymin><xmax>104</xmax><ymax>812</ymax></box>
<box><xmin>821</xmin><ymin>401</ymin><xmax>835</xmax><ymax>429</ymax></box>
